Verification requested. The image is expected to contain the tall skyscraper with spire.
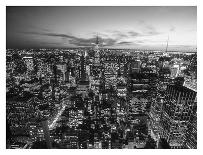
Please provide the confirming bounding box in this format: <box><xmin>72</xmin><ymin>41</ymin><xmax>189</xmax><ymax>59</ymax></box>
<box><xmin>94</xmin><ymin>34</ymin><xmax>101</xmax><ymax>65</ymax></box>
<box><xmin>94</xmin><ymin>34</ymin><xmax>100</xmax><ymax>50</ymax></box>
<box><xmin>90</xmin><ymin>34</ymin><xmax>103</xmax><ymax>95</ymax></box>
<box><xmin>163</xmin><ymin>36</ymin><xmax>169</xmax><ymax>56</ymax></box>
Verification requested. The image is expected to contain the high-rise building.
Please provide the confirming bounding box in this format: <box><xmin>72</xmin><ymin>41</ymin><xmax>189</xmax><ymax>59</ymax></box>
<box><xmin>103</xmin><ymin>56</ymin><xmax>119</xmax><ymax>88</ymax></box>
<box><xmin>56</xmin><ymin>63</ymin><xmax>67</xmax><ymax>82</ymax></box>
<box><xmin>93</xmin><ymin>34</ymin><xmax>101</xmax><ymax>65</ymax></box>
<box><xmin>130</xmin><ymin>60</ymin><xmax>141</xmax><ymax>73</ymax></box>
<box><xmin>160</xmin><ymin>85</ymin><xmax>197</xmax><ymax>148</ymax></box>
<box><xmin>130</xmin><ymin>73</ymin><xmax>150</xmax><ymax>94</ymax></box>
<box><xmin>117</xmin><ymin>82</ymin><xmax>127</xmax><ymax>98</ymax></box>
<box><xmin>22</xmin><ymin>56</ymin><xmax>34</xmax><ymax>72</ymax></box>
<box><xmin>158</xmin><ymin>67</ymin><xmax>171</xmax><ymax>84</ymax></box>
<box><xmin>171</xmin><ymin>65</ymin><xmax>180</xmax><ymax>78</ymax></box>
<box><xmin>80</xmin><ymin>53</ymin><xmax>87</xmax><ymax>81</ymax></box>
<box><xmin>148</xmin><ymin>96</ymin><xmax>164</xmax><ymax>146</ymax></box>
<box><xmin>184</xmin><ymin>111</ymin><xmax>197</xmax><ymax>149</ymax></box>
<box><xmin>76</xmin><ymin>52</ymin><xmax>90</xmax><ymax>97</ymax></box>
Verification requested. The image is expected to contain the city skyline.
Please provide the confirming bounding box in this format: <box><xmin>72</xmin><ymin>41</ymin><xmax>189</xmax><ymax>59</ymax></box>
<box><xmin>7</xmin><ymin>6</ymin><xmax>196</xmax><ymax>51</ymax></box>
<box><xmin>6</xmin><ymin>5</ymin><xmax>198</xmax><ymax>150</ymax></box>
<box><xmin>6</xmin><ymin>47</ymin><xmax>197</xmax><ymax>149</ymax></box>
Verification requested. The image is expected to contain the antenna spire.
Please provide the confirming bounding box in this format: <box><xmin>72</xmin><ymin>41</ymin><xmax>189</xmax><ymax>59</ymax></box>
<box><xmin>96</xmin><ymin>33</ymin><xmax>99</xmax><ymax>45</ymax></box>
<box><xmin>165</xmin><ymin>35</ymin><xmax>169</xmax><ymax>52</ymax></box>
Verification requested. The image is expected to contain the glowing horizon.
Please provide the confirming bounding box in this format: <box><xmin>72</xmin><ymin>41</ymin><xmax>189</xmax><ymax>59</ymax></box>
<box><xmin>7</xmin><ymin>6</ymin><xmax>197</xmax><ymax>51</ymax></box>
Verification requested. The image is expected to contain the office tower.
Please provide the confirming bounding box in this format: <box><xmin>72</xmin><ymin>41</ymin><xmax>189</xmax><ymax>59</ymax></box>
<box><xmin>76</xmin><ymin>51</ymin><xmax>90</xmax><ymax>97</ymax></box>
<box><xmin>56</xmin><ymin>63</ymin><xmax>67</xmax><ymax>82</ymax></box>
<box><xmin>89</xmin><ymin>35</ymin><xmax>102</xmax><ymax>95</ymax></box>
<box><xmin>160</xmin><ymin>85</ymin><xmax>197</xmax><ymax>148</ymax></box>
<box><xmin>148</xmin><ymin>96</ymin><xmax>164</xmax><ymax>146</ymax></box>
<box><xmin>80</xmin><ymin>53</ymin><xmax>86</xmax><ymax>81</ymax></box>
<box><xmin>22</xmin><ymin>56</ymin><xmax>34</xmax><ymax>72</ymax></box>
<box><xmin>158</xmin><ymin>67</ymin><xmax>171</xmax><ymax>84</ymax></box>
<box><xmin>130</xmin><ymin>73</ymin><xmax>150</xmax><ymax>94</ymax></box>
<box><xmin>117</xmin><ymin>82</ymin><xmax>127</xmax><ymax>98</ymax></box>
<box><xmin>171</xmin><ymin>65</ymin><xmax>180</xmax><ymax>79</ymax></box>
<box><xmin>130</xmin><ymin>60</ymin><xmax>141</xmax><ymax>73</ymax></box>
<box><xmin>99</xmin><ymin>68</ymin><xmax>106</xmax><ymax>93</ymax></box>
<box><xmin>184</xmin><ymin>111</ymin><xmax>197</xmax><ymax>149</ymax></box>
<box><xmin>94</xmin><ymin>34</ymin><xmax>101</xmax><ymax>65</ymax></box>
<box><xmin>103</xmin><ymin>56</ymin><xmax>119</xmax><ymax>88</ymax></box>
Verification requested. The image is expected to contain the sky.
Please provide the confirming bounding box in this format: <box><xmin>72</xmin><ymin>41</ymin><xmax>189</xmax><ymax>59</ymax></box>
<box><xmin>6</xmin><ymin>6</ymin><xmax>197</xmax><ymax>51</ymax></box>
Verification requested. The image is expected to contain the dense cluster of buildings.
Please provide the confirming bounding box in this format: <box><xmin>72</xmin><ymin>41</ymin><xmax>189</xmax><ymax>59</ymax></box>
<box><xmin>6</xmin><ymin>36</ymin><xmax>197</xmax><ymax>149</ymax></box>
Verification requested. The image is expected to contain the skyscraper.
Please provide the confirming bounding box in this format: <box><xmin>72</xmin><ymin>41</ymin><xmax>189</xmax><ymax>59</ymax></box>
<box><xmin>93</xmin><ymin>34</ymin><xmax>101</xmax><ymax>65</ymax></box>
<box><xmin>160</xmin><ymin>84</ymin><xmax>197</xmax><ymax>148</ymax></box>
<box><xmin>77</xmin><ymin>51</ymin><xmax>89</xmax><ymax>97</ymax></box>
<box><xmin>184</xmin><ymin>112</ymin><xmax>197</xmax><ymax>149</ymax></box>
<box><xmin>130</xmin><ymin>60</ymin><xmax>141</xmax><ymax>73</ymax></box>
<box><xmin>22</xmin><ymin>56</ymin><xmax>34</xmax><ymax>72</ymax></box>
<box><xmin>80</xmin><ymin>52</ymin><xmax>87</xmax><ymax>81</ymax></box>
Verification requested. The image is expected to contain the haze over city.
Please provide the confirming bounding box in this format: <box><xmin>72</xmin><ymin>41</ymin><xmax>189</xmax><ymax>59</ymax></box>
<box><xmin>7</xmin><ymin>6</ymin><xmax>196</xmax><ymax>51</ymax></box>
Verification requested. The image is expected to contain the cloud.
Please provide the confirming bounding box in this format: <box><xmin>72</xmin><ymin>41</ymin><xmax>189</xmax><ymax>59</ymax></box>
<box><xmin>20</xmin><ymin>27</ymin><xmax>161</xmax><ymax>48</ymax></box>
<box><xmin>102</xmin><ymin>38</ymin><xmax>117</xmax><ymax>46</ymax></box>
<box><xmin>128</xmin><ymin>31</ymin><xmax>141</xmax><ymax>37</ymax></box>
<box><xmin>117</xmin><ymin>40</ymin><xmax>144</xmax><ymax>47</ymax></box>
<box><xmin>68</xmin><ymin>36</ymin><xmax>117</xmax><ymax>47</ymax></box>
<box><xmin>69</xmin><ymin>37</ymin><xmax>96</xmax><ymax>46</ymax></box>
<box><xmin>23</xmin><ymin>31</ymin><xmax>76</xmax><ymax>39</ymax></box>
<box><xmin>108</xmin><ymin>27</ymin><xmax>161</xmax><ymax>40</ymax></box>
<box><xmin>127</xmin><ymin>25</ymin><xmax>161</xmax><ymax>37</ymax></box>
<box><xmin>117</xmin><ymin>41</ymin><xmax>133</xmax><ymax>45</ymax></box>
<box><xmin>21</xmin><ymin>31</ymin><xmax>119</xmax><ymax>47</ymax></box>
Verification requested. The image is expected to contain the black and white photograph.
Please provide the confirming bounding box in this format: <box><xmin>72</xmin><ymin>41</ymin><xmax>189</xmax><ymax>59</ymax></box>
<box><xmin>5</xmin><ymin>4</ymin><xmax>197</xmax><ymax>149</ymax></box>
